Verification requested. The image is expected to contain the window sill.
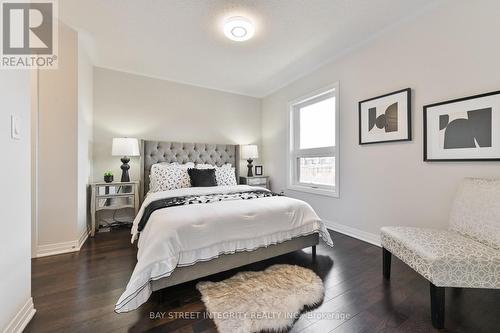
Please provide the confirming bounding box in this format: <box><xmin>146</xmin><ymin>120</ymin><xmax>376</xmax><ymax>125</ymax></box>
<box><xmin>287</xmin><ymin>184</ymin><xmax>339</xmax><ymax>198</ymax></box>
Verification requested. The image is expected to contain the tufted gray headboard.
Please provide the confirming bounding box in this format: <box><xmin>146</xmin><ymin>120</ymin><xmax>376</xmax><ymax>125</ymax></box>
<box><xmin>140</xmin><ymin>140</ymin><xmax>239</xmax><ymax>200</ymax></box>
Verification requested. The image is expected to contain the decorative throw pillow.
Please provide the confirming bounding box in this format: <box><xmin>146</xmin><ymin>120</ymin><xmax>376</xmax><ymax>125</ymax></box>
<box><xmin>188</xmin><ymin>168</ymin><xmax>217</xmax><ymax>187</ymax></box>
<box><xmin>215</xmin><ymin>165</ymin><xmax>237</xmax><ymax>186</ymax></box>
<box><xmin>149</xmin><ymin>163</ymin><xmax>193</xmax><ymax>192</ymax></box>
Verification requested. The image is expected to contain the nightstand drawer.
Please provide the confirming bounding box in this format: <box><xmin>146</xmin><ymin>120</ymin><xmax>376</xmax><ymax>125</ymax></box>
<box><xmin>240</xmin><ymin>176</ymin><xmax>269</xmax><ymax>189</ymax></box>
<box><xmin>96</xmin><ymin>195</ymin><xmax>135</xmax><ymax>210</ymax></box>
<box><xmin>247</xmin><ymin>178</ymin><xmax>267</xmax><ymax>186</ymax></box>
<box><xmin>96</xmin><ymin>184</ymin><xmax>135</xmax><ymax>195</ymax></box>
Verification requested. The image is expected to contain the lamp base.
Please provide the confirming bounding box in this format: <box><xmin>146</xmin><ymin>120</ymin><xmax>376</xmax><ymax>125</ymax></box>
<box><xmin>120</xmin><ymin>156</ymin><xmax>130</xmax><ymax>182</ymax></box>
<box><xmin>246</xmin><ymin>159</ymin><xmax>254</xmax><ymax>177</ymax></box>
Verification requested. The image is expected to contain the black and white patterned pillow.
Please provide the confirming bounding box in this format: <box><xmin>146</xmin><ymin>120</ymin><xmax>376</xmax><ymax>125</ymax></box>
<box><xmin>149</xmin><ymin>163</ymin><xmax>193</xmax><ymax>192</ymax></box>
<box><xmin>215</xmin><ymin>165</ymin><xmax>237</xmax><ymax>186</ymax></box>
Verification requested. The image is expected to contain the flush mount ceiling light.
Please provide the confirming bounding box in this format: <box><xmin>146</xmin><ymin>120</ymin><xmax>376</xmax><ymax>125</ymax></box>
<box><xmin>224</xmin><ymin>16</ymin><xmax>255</xmax><ymax>42</ymax></box>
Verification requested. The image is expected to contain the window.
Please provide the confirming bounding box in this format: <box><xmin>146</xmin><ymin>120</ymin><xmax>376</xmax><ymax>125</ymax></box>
<box><xmin>288</xmin><ymin>83</ymin><xmax>339</xmax><ymax>197</ymax></box>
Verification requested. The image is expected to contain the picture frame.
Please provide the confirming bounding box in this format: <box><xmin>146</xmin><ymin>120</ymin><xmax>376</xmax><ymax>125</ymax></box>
<box><xmin>424</xmin><ymin>90</ymin><xmax>500</xmax><ymax>161</ymax></box>
<box><xmin>359</xmin><ymin>88</ymin><xmax>411</xmax><ymax>144</ymax></box>
<box><xmin>255</xmin><ymin>165</ymin><xmax>263</xmax><ymax>176</ymax></box>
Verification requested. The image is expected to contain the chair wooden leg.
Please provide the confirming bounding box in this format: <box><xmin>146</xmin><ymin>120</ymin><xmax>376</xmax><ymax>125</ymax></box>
<box><xmin>311</xmin><ymin>245</ymin><xmax>316</xmax><ymax>261</ymax></box>
<box><xmin>382</xmin><ymin>247</ymin><xmax>391</xmax><ymax>280</ymax></box>
<box><xmin>430</xmin><ymin>283</ymin><xmax>445</xmax><ymax>329</ymax></box>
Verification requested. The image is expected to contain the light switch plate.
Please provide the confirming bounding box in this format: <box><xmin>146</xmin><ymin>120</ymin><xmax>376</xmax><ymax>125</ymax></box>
<box><xmin>11</xmin><ymin>115</ymin><xmax>21</xmax><ymax>140</ymax></box>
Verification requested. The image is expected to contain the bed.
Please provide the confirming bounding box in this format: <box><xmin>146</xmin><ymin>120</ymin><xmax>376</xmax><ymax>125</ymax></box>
<box><xmin>115</xmin><ymin>140</ymin><xmax>333</xmax><ymax>313</ymax></box>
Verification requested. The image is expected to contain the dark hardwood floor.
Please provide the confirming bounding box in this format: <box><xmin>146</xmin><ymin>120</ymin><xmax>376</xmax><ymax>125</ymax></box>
<box><xmin>26</xmin><ymin>228</ymin><xmax>499</xmax><ymax>333</ymax></box>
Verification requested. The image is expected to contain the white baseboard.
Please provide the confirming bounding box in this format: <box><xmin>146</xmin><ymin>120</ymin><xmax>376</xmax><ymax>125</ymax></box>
<box><xmin>35</xmin><ymin>229</ymin><xmax>89</xmax><ymax>258</ymax></box>
<box><xmin>3</xmin><ymin>297</ymin><xmax>36</xmax><ymax>333</ymax></box>
<box><xmin>77</xmin><ymin>228</ymin><xmax>89</xmax><ymax>250</ymax></box>
<box><xmin>36</xmin><ymin>240</ymin><xmax>79</xmax><ymax>257</ymax></box>
<box><xmin>323</xmin><ymin>220</ymin><xmax>381</xmax><ymax>247</ymax></box>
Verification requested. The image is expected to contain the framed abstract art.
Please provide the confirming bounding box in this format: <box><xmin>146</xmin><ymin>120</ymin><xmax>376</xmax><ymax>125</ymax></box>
<box><xmin>359</xmin><ymin>88</ymin><xmax>411</xmax><ymax>144</ymax></box>
<box><xmin>424</xmin><ymin>90</ymin><xmax>500</xmax><ymax>161</ymax></box>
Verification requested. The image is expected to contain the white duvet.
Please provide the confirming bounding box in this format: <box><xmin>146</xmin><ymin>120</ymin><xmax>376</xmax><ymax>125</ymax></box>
<box><xmin>116</xmin><ymin>185</ymin><xmax>333</xmax><ymax>313</ymax></box>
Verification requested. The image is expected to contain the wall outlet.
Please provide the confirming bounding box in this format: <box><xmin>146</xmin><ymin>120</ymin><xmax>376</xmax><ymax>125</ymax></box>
<box><xmin>11</xmin><ymin>115</ymin><xmax>21</xmax><ymax>140</ymax></box>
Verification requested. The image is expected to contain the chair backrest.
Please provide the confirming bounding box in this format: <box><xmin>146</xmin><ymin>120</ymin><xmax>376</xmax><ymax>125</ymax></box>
<box><xmin>449</xmin><ymin>178</ymin><xmax>500</xmax><ymax>250</ymax></box>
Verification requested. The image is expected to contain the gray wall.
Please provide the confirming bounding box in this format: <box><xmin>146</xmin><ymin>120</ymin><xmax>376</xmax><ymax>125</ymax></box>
<box><xmin>0</xmin><ymin>71</ymin><xmax>33</xmax><ymax>330</ymax></box>
<box><xmin>92</xmin><ymin>67</ymin><xmax>262</xmax><ymax>182</ymax></box>
<box><xmin>262</xmin><ymin>0</ymin><xmax>500</xmax><ymax>243</ymax></box>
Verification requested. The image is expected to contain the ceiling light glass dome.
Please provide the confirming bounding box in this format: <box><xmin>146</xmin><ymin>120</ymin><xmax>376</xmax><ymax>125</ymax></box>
<box><xmin>224</xmin><ymin>16</ymin><xmax>255</xmax><ymax>42</ymax></box>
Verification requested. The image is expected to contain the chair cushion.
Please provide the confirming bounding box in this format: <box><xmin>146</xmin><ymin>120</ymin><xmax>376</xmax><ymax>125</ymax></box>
<box><xmin>380</xmin><ymin>226</ymin><xmax>500</xmax><ymax>288</ymax></box>
<box><xmin>449</xmin><ymin>178</ymin><xmax>500</xmax><ymax>250</ymax></box>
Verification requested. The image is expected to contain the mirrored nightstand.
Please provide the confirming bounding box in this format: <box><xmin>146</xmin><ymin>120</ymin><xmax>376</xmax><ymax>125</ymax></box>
<box><xmin>90</xmin><ymin>181</ymin><xmax>139</xmax><ymax>236</ymax></box>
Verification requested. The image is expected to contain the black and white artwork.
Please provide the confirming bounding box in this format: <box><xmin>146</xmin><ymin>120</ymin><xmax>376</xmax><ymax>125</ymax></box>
<box><xmin>255</xmin><ymin>165</ymin><xmax>263</xmax><ymax>176</ymax></box>
<box><xmin>359</xmin><ymin>88</ymin><xmax>411</xmax><ymax>144</ymax></box>
<box><xmin>424</xmin><ymin>90</ymin><xmax>500</xmax><ymax>161</ymax></box>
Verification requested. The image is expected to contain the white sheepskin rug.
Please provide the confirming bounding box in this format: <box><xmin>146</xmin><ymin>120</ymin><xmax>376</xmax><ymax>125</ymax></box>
<box><xmin>196</xmin><ymin>264</ymin><xmax>324</xmax><ymax>333</ymax></box>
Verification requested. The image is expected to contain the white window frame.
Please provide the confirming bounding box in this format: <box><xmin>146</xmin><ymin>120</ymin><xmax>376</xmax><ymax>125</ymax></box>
<box><xmin>287</xmin><ymin>82</ymin><xmax>339</xmax><ymax>197</ymax></box>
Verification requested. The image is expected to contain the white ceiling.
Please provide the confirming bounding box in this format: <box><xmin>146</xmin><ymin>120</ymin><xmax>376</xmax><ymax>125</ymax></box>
<box><xmin>60</xmin><ymin>0</ymin><xmax>437</xmax><ymax>97</ymax></box>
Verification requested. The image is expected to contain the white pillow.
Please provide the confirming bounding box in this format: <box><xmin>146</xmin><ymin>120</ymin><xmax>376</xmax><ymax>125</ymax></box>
<box><xmin>149</xmin><ymin>163</ymin><xmax>193</xmax><ymax>192</ymax></box>
<box><xmin>193</xmin><ymin>164</ymin><xmax>236</xmax><ymax>186</ymax></box>
<box><xmin>215</xmin><ymin>165</ymin><xmax>237</xmax><ymax>186</ymax></box>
